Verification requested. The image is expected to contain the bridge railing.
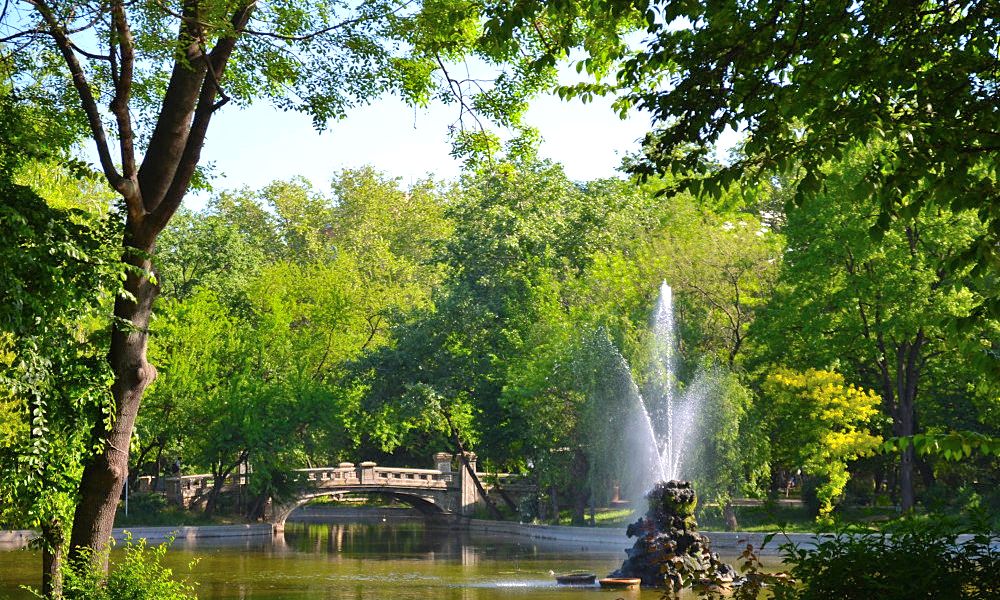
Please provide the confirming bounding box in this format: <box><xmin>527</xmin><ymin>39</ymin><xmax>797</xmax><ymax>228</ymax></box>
<box><xmin>290</xmin><ymin>465</ymin><xmax>453</xmax><ymax>489</ymax></box>
<box><xmin>373</xmin><ymin>467</ymin><xmax>451</xmax><ymax>487</ymax></box>
<box><xmin>297</xmin><ymin>466</ymin><xmax>360</xmax><ymax>484</ymax></box>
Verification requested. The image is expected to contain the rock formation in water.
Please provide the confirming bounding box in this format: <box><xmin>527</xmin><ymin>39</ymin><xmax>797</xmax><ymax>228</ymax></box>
<box><xmin>610</xmin><ymin>480</ymin><xmax>736</xmax><ymax>590</ymax></box>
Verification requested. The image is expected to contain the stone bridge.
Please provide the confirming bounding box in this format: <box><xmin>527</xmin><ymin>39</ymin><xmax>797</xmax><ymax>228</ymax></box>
<box><xmin>136</xmin><ymin>453</ymin><xmax>534</xmax><ymax>529</ymax></box>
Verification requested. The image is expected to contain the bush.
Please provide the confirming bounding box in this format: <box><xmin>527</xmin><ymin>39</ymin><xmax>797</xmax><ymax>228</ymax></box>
<box><xmin>124</xmin><ymin>492</ymin><xmax>170</xmax><ymax>515</ymax></box>
<box><xmin>48</xmin><ymin>535</ymin><xmax>197</xmax><ymax>600</ymax></box>
<box><xmin>776</xmin><ymin>520</ymin><xmax>998</xmax><ymax>599</ymax></box>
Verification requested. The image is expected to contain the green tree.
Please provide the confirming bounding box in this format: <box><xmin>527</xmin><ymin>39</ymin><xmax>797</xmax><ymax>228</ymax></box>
<box><xmin>0</xmin><ymin>91</ymin><xmax>119</xmax><ymax>597</ymax></box>
<box><xmin>0</xmin><ymin>184</ymin><xmax>118</xmax><ymax>596</ymax></box>
<box><xmin>141</xmin><ymin>170</ymin><xmax>450</xmax><ymax>514</ymax></box>
<box><xmin>488</xmin><ymin>1</ymin><xmax>1000</xmax><ymax>284</ymax></box>
<box><xmin>4</xmin><ymin>0</ymin><xmax>553</xmax><ymax>560</ymax></box>
<box><xmin>685</xmin><ymin>366</ymin><xmax>768</xmax><ymax>530</ymax></box>
<box><xmin>646</xmin><ymin>192</ymin><xmax>783</xmax><ymax>368</ymax></box>
<box><xmin>752</xmin><ymin>145</ymin><xmax>994</xmax><ymax>511</ymax></box>
<box><xmin>154</xmin><ymin>209</ymin><xmax>265</xmax><ymax>309</ymax></box>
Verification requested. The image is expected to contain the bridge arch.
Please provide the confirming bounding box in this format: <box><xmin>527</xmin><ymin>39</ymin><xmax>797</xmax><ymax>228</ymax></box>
<box><xmin>271</xmin><ymin>486</ymin><xmax>447</xmax><ymax>530</ymax></box>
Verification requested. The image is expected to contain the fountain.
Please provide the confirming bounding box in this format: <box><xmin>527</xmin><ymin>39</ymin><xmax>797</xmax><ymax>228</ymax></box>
<box><xmin>608</xmin><ymin>481</ymin><xmax>736</xmax><ymax>590</ymax></box>
<box><xmin>604</xmin><ymin>282</ymin><xmax>735</xmax><ymax>590</ymax></box>
<box><xmin>646</xmin><ymin>280</ymin><xmax>702</xmax><ymax>484</ymax></box>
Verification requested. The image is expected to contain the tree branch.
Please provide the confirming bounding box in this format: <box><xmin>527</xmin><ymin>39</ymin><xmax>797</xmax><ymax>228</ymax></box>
<box><xmin>243</xmin><ymin>16</ymin><xmax>367</xmax><ymax>41</ymax></box>
<box><xmin>110</xmin><ymin>0</ymin><xmax>138</xmax><ymax>185</ymax></box>
<box><xmin>67</xmin><ymin>41</ymin><xmax>110</xmax><ymax>60</ymax></box>
<box><xmin>145</xmin><ymin>0</ymin><xmax>256</xmax><ymax>235</ymax></box>
<box><xmin>26</xmin><ymin>0</ymin><xmax>128</xmax><ymax>198</ymax></box>
<box><xmin>0</xmin><ymin>29</ymin><xmax>45</xmax><ymax>43</ymax></box>
<box><xmin>137</xmin><ymin>0</ymin><xmax>211</xmax><ymax>215</ymax></box>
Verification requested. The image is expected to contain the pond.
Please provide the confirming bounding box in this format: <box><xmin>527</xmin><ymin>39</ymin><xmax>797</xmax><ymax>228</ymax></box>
<box><xmin>1</xmin><ymin>515</ymin><xmax>673</xmax><ymax>599</ymax></box>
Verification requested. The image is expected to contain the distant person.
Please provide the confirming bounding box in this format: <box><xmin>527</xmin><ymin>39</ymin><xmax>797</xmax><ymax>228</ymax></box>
<box><xmin>171</xmin><ymin>458</ymin><xmax>181</xmax><ymax>476</ymax></box>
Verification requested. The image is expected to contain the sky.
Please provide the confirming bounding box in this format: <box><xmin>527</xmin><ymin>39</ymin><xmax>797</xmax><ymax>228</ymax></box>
<box><xmin>186</xmin><ymin>90</ymin><xmax>657</xmax><ymax>210</ymax></box>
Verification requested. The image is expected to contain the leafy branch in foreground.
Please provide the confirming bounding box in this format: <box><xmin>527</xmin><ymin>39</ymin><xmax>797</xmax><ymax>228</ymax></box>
<box><xmin>880</xmin><ymin>432</ymin><xmax>1000</xmax><ymax>462</ymax></box>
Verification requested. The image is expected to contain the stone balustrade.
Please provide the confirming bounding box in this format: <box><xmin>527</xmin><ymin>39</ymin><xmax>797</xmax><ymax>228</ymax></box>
<box><xmin>133</xmin><ymin>453</ymin><xmax>535</xmax><ymax>525</ymax></box>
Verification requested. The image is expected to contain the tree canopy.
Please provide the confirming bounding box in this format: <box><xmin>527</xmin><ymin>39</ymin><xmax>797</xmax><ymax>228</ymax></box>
<box><xmin>488</xmin><ymin>0</ymin><xmax>999</xmax><ymax>304</ymax></box>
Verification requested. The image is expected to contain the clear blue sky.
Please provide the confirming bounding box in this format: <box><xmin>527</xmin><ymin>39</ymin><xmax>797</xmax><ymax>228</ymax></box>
<box><xmin>187</xmin><ymin>90</ymin><xmax>656</xmax><ymax>209</ymax></box>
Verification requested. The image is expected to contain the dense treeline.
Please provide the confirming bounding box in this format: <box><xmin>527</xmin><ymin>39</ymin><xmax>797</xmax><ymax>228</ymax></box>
<box><xmin>122</xmin><ymin>147</ymin><xmax>998</xmax><ymax>527</ymax></box>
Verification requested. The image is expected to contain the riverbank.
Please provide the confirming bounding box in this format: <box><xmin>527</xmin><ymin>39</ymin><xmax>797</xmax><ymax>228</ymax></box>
<box><xmin>1</xmin><ymin>519</ymin><xmax>817</xmax><ymax>556</ymax></box>
<box><xmin>465</xmin><ymin>519</ymin><xmax>822</xmax><ymax>556</ymax></box>
<box><xmin>0</xmin><ymin>524</ymin><xmax>273</xmax><ymax>551</ymax></box>
<box><xmin>7</xmin><ymin>511</ymin><xmax>990</xmax><ymax>557</ymax></box>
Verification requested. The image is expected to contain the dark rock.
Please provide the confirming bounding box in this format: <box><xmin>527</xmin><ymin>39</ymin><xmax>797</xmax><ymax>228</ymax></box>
<box><xmin>609</xmin><ymin>480</ymin><xmax>735</xmax><ymax>590</ymax></box>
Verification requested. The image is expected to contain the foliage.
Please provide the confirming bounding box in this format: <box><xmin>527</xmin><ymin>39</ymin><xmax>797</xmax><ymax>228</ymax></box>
<box><xmin>776</xmin><ymin>521</ymin><xmax>999</xmax><ymax>600</ymax></box>
<box><xmin>685</xmin><ymin>367</ymin><xmax>769</xmax><ymax>519</ymax></box>
<box><xmin>3</xmin><ymin>0</ymin><xmax>572</xmax><ymax>560</ymax></box>
<box><xmin>138</xmin><ymin>169</ymin><xmax>454</xmax><ymax>505</ymax></box>
<box><xmin>50</xmin><ymin>537</ymin><xmax>197</xmax><ymax>600</ymax></box>
<box><xmin>647</xmin><ymin>190</ymin><xmax>783</xmax><ymax>369</ymax></box>
<box><xmin>880</xmin><ymin>431</ymin><xmax>1000</xmax><ymax>462</ymax></box>
<box><xmin>748</xmin><ymin>143</ymin><xmax>996</xmax><ymax>511</ymax></box>
<box><xmin>357</xmin><ymin>158</ymin><xmax>653</xmax><ymax>463</ymax></box>
<box><xmin>762</xmin><ymin>369</ymin><xmax>883</xmax><ymax>519</ymax></box>
<box><xmin>0</xmin><ymin>175</ymin><xmax>118</xmax><ymax>548</ymax></box>
<box><xmin>488</xmin><ymin>1</ymin><xmax>1000</xmax><ymax>295</ymax></box>
<box><xmin>154</xmin><ymin>210</ymin><xmax>265</xmax><ymax>313</ymax></box>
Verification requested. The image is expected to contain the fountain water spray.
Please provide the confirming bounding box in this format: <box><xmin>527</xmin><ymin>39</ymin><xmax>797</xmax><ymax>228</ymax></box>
<box><xmin>582</xmin><ymin>281</ymin><xmax>706</xmax><ymax>501</ymax></box>
<box><xmin>633</xmin><ymin>281</ymin><xmax>703</xmax><ymax>490</ymax></box>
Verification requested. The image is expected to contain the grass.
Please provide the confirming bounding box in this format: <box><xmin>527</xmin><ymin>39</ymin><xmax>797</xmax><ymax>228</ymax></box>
<box><xmin>699</xmin><ymin>503</ymin><xmax>908</xmax><ymax>533</ymax></box>
<box><xmin>302</xmin><ymin>495</ymin><xmax>409</xmax><ymax>508</ymax></box>
<box><xmin>113</xmin><ymin>505</ymin><xmax>237</xmax><ymax>528</ymax></box>
<box><xmin>113</xmin><ymin>492</ymin><xmax>239</xmax><ymax>527</ymax></box>
<box><xmin>537</xmin><ymin>507</ymin><xmax>636</xmax><ymax>527</ymax></box>
<box><xmin>533</xmin><ymin>502</ymin><xmax>907</xmax><ymax>533</ymax></box>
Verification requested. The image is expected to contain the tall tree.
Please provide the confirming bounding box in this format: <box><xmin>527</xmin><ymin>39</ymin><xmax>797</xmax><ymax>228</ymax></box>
<box><xmin>2</xmin><ymin>0</ymin><xmax>548</xmax><ymax>560</ymax></box>
<box><xmin>752</xmin><ymin>145</ymin><xmax>994</xmax><ymax>511</ymax></box>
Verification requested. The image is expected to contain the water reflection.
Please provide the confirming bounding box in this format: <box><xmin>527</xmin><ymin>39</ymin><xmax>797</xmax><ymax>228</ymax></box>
<box><xmin>1</xmin><ymin>518</ymin><xmax>654</xmax><ymax>599</ymax></box>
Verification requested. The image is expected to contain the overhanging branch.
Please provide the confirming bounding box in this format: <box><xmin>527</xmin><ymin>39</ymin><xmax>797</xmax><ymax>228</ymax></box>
<box><xmin>25</xmin><ymin>0</ymin><xmax>129</xmax><ymax>200</ymax></box>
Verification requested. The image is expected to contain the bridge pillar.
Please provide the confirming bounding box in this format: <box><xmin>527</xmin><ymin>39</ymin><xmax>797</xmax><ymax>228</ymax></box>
<box><xmin>434</xmin><ymin>452</ymin><xmax>453</xmax><ymax>473</ymax></box>
<box><xmin>358</xmin><ymin>461</ymin><xmax>378</xmax><ymax>484</ymax></box>
<box><xmin>459</xmin><ymin>452</ymin><xmax>481</xmax><ymax>515</ymax></box>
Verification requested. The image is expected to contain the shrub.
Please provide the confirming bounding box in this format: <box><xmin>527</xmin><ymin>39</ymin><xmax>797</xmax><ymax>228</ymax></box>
<box><xmin>777</xmin><ymin>520</ymin><xmax>998</xmax><ymax>599</ymax></box>
<box><xmin>40</xmin><ymin>535</ymin><xmax>198</xmax><ymax>600</ymax></box>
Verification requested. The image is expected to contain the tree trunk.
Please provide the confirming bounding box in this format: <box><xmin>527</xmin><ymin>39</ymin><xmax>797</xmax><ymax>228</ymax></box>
<box><xmin>549</xmin><ymin>484</ymin><xmax>560</xmax><ymax>524</ymax></box>
<box><xmin>899</xmin><ymin>443</ymin><xmax>915</xmax><ymax>512</ymax></box>
<box><xmin>153</xmin><ymin>446</ymin><xmax>164</xmax><ymax>492</ymax></box>
<box><xmin>570</xmin><ymin>450</ymin><xmax>588</xmax><ymax>525</ymax></box>
<box><xmin>246</xmin><ymin>490</ymin><xmax>269</xmax><ymax>521</ymax></box>
<box><xmin>897</xmin><ymin>382</ymin><xmax>917</xmax><ymax>512</ymax></box>
<box><xmin>492</xmin><ymin>478</ymin><xmax>519</xmax><ymax>513</ymax></box>
<box><xmin>536</xmin><ymin>490</ymin><xmax>547</xmax><ymax>521</ymax></box>
<box><xmin>206</xmin><ymin>457</ymin><xmax>244</xmax><ymax>518</ymax></box>
<box><xmin>723</xmin><ymin>502</ymin><xmax>738</xmax><ymax>531</ymax></box>
<box><xmin>70</xmin><ymin>226</ymin><xmax>158</xmax><ymax>567</ymax></box>
<box><xmin>41</xmin><ymin>520</ymin><xmax>64</xmax><ymax>599</ymax></box>
<box><xmin>571</xmin><ymin>490</ymin><xmax>587</xmax><ymax>526</ymax></box>
<box><xmin>895</xmin><ymin>334</ymin><xmax>923</xmax><ymax>512</ymax></box>
<box><xmin>205</xmin><ymin>475</ymin><xmax>227</xmax><ymax>518</ymax></box>
<box><xmin>916</xmin><ymin>455</ymin><xmax>936</xmax><ymax>490</ymax></box>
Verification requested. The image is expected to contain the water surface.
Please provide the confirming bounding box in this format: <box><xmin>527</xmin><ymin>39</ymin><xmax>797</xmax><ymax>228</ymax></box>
<box><xmin>1</xmin><ymin>517</ymin><xmax>663</xmax><ymax>599</ymax></box>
